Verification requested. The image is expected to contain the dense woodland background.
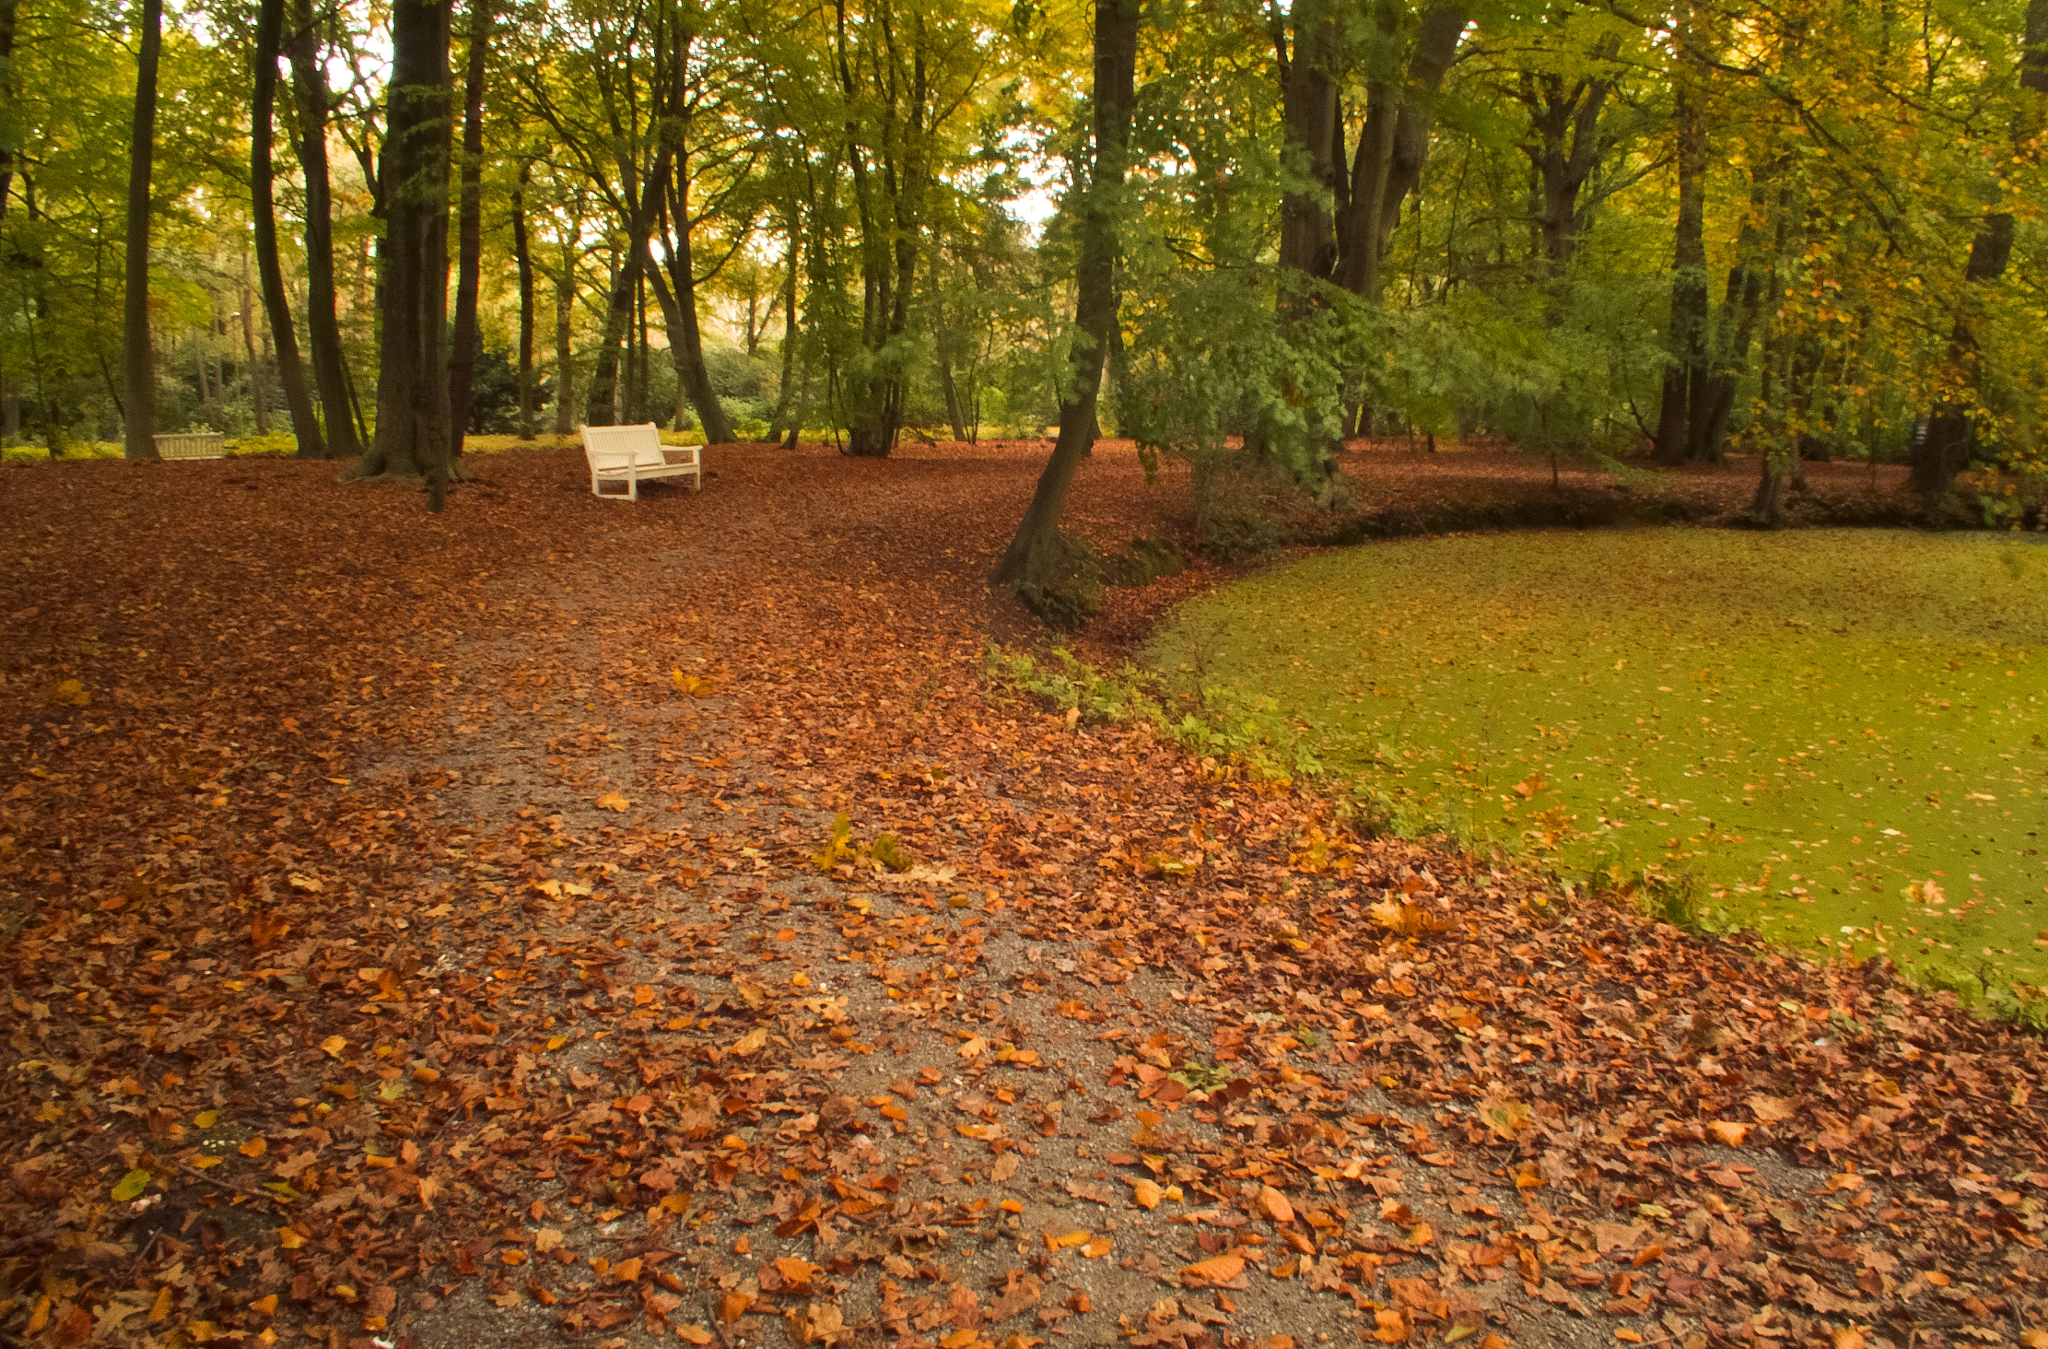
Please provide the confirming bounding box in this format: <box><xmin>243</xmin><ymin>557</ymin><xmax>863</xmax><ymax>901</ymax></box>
<box><xmin>1</xmin><ymin>0</ymin><xmax>2044</xmax><ymax>524</ymax></box>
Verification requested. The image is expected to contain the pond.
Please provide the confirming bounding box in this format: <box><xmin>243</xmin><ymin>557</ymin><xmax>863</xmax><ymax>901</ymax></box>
<box><xmin>1147</xmin><ymin>529</ymin><xmax>2048</xmax><ymax>995</ymax></box>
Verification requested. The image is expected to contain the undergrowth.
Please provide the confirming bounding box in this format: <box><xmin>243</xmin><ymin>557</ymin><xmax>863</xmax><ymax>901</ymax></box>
<box><xmin>983</xmin><ymin>644</ymin><xmax>1325</xmax><ymax>787</ymax></box>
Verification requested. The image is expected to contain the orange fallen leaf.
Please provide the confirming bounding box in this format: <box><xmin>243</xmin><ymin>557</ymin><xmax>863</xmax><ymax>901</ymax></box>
<box><xmin>1180</xmin><ymin>1252</ymin><xmax>1246</xmax><ymax>1286</ymax></box>
<box><xmin>1130</xmin><ymin>1178</ymin><xmax>1164</xmax><ymax>1209</ymax></box>
<box><xmin>1707</xmin><ymin>1120</ymin><xmax>1750</xmax><ymax>1147</ymax></box>
<box><xmin>1258</xmin><ymin>1184</ymin><xmax>1294</xmax><ymax>1224</ymax></box>
<box><xmin>595</xmin><ymin>791</ymin><xmax>630</xmax><ymax>812</ymax></box>
<box><xmin>238</xmin><ymin>1137</ymin><xmax>267</xmax><ymax>1158</ymax></box>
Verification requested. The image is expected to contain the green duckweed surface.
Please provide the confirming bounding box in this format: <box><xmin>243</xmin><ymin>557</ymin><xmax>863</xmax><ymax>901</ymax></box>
<box><xmin>1148</xmin><ymin>530</ymin><xmax>2048</xmax><ymax>990</ymax></box>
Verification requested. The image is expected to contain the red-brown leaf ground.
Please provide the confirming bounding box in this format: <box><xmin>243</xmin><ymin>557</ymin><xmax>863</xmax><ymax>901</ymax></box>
<box><xmin>1</xmin><ymin>440</ymin><xmax>2039</xmax><ymax>1349</ymax></box>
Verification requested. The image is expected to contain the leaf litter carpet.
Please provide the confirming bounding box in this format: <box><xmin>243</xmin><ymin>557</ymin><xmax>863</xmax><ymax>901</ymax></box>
<box><xmin>0</xmin><ymin>442</ymin><xmax>2040</xmax><ymax>1349</ymax></box>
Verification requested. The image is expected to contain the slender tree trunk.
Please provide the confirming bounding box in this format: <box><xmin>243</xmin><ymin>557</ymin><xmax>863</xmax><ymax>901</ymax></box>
<box><xmin>1913</xmin><ymin>0</ymin><xmax>2047</xmax><ymax>491</ymax></box>
<box><xmin>1653</xmin><ymin>73</ymin><xmax>1708</xmax><ymax>464</ymax></box>
<box><xmin>650</xmin><ymin>166</ymin><xmax>734</xmax><ymax>444</ymax></box>
<box><xmin>554</xmin><ymin>256</ymin><xmax>574</xmax><ymax>434</ymax></box>
<box><xmin>511</xmin><ymin>163</ymin><xmax>536</xmax><ymax>439</ymax></box>
<box><xmin>1914</xmin><ymin>217</ymin><xmax>2015</xmax><ymax>491</ymax></box>
<box><xmin>994</xmin><ymin>0</ymin><xmax>1139</xmax><ymax>592</ymax></box>
<box><xmin>288</xmin><ymin>0</ymin><xmax>362</xmax><ymax>458</ymax></box>
<box><xmin>770</xmin><ymin>221</ymin><xmax>800</xmax><ymax>442</ymax></box>
<box><xmin>446</xmin><ymin>0</ymin><xmax>490</xmax><ymax>453</ymax></box>
<box><xmin>356</xmin><ymin>0</ymin><xmax>453</xmax><ymax>505</ymax></box>
<box><xmin>1333</xmin><ymin>4</ymin><xmax>1466</xmax><ymax>300</ymax></box>
<box><xmin>239</xmin><ymin>251</ymin><xmax>271</xmax><ymax>434</ymax></box>
<box><xmin>939</xmin><ymin>360</ymin><xmax>967</xmax><ymax>442</ymax></box>
<box><xmin>586</xmin><ymin>245</ymin><xmax>638</xmax><ymax>426</ymax></box>
<box><xmin>0</xmin><ymin>0</ymin><xmax>19</xmax><ymax>221</ymax></box>
<box><xmin>122</xmin><ymin>0</ymin><xmax>162</xmax><ymax>460</ymax></box>
<box><xmin>1692</xmin><ymin>171</ymin><xmax>1773</xmax><ymax>462</ymax></box>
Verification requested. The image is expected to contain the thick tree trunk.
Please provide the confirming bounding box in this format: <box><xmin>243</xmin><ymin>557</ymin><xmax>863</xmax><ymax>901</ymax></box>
<box><xmin>511</xmin><ymin>163</ymin><xmax>536</xmax><ymax>439</ymax></box>
<box><xmin>288</xmin><ymin>0</ymin><xmax>362</xmax><ymax>458</ymax></box>
<box><xmin>122</xmin><ymin>0</ymin><xmax>162</xmax><ymax>460</ymax></box>
<box><xmin>1653</xmin><ymin>76</ymin><xmax>1708</xmax><ymax>464</ymax></box>
<box><xmin>446</xmin><ymin>0</ymin><xmax>490</xmax><ymax>453</ymax></box>
<box><xmin>994</xmin><ymin>0</ymin><xmax>1139</xmax><ymax>592</ymax></box>
<box><xmin>1275</xmin><ymin>0</ymin><xmax>1340</xmax><ymax>286</ymax></box>
<box><xmin>356</xmin><ymin>0</ymin><xmax>453</xmax><ymax>505</ymax></box>
<box><xmin>553</xmin><ymin>259</ymin><xmax>574</xmax><ymax>434</ymax></box>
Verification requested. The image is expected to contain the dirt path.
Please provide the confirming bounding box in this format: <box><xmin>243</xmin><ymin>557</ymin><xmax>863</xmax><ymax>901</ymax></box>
<box><xmin>1</xmin><ymin>442</ymin><xmax>2041</xmax><ymax>1349</ymax></box>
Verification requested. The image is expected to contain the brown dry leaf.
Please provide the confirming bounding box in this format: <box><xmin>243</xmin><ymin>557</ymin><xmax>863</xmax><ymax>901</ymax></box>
<box><xmin>1748</xmin><ymin>1095</ymin><xmax>1798</xmax><ymax>1123</ymax></box>
<box><xmin>732</xmin><ymin>1026</ymin><xmax>769</xmax><ymax>1056</ymax></box>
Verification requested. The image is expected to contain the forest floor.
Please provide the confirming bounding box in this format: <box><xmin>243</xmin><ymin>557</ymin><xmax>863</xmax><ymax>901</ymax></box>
<box><xmin>1</xmin><ymin>439</ymin><xmax>2043</xmax><ymax>1349</ymax></box>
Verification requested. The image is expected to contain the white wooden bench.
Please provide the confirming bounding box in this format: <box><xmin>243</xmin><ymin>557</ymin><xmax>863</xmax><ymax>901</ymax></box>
<box><xmin>581</xmin><ymin>423</ymin><xmax>700</xmax><ymax>500</ymax></box>
<box><xmin>154</xmin><ymin>432</ymin><xmax>226</xmax><ymax>460</ymax></box>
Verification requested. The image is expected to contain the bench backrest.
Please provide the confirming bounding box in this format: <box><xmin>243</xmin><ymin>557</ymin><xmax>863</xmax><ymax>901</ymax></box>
<box><xmin>581</xmin><ymin>423</ymin><xmax>668</xmax><ymax>468</ymax></box>
<box><xmin>155</xmin><ymin>433</ymin><xmax>226</xmax><ymax>460</ymax></box>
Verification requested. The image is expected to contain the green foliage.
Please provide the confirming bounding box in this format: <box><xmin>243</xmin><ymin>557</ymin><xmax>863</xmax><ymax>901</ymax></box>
<box><xmin>1104</xmin><ymin>537</ymin><xmax>1185</xmax><ymax>586</ymax></box>
<box><xmin>984</xmin><ymin>643</ymin><xmax>1325</xmax><ymax>786</ymax></box>
<box><xmin>1008</xmin><ymin>532</ymin><xmax>1104</xmax><ymax>631</ymax></box>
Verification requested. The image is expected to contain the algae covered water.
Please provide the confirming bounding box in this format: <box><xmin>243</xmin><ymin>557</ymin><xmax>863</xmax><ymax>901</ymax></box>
<box><xmin>1148</xmin><ymin>530</ymin><xmax>2048</xmax><ymax>992</ymax></box>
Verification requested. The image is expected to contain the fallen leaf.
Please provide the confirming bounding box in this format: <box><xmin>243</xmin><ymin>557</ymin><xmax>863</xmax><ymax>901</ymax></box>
<box><xmin>1180</xmin><ymin>1253</ymin><xmax>1246</xmax><ymax>1286</ymax></box>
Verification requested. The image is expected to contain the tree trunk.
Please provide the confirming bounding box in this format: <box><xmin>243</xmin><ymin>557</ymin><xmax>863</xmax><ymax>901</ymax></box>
<box><xmin>511</xmin><ymin>162</ymin><xmax>536</xmax><ymax>439</ymax></box>
<box><xmin>1912</xmin><ymin>0</ymin><xmax>2046</xmax><ymax>491</ymax></box>
<box><xmin>554</xmin><ymin>257</ymin><xmax>574</xmax><ymax>434</ymax></box>
<box><xmin>288</xmin><ymin>0</ymin><xmax>362</xmax><ymax>458</ymax></box>
<box><xmin>939</xmin><ymin>359</ymin><xmax>967</xmax><ymax>443</ymax></box>
<box><xmin>0</xmin><ymin>0</ymin><xmax>19</xmax><ymax>221</ymax></box>
<box><xmin>770</xmin><ymin>221</ymin><xmax>800</xmax><ymax>443</ymax></box>
<box><xmin>446</xmin><ymin>0</ymin><xmax>490</xmax><ymax>453</ymax></box>
<box><xmin>586</xmin><ymin>246</ymin><xmax>638</xmax><ymax>426</ymax></box>
<box><xmin>122</xmin><ymin>0</ymin><xmax>162</xmax><ymax>460</ymax></box>
<box><xmin>1520</xmin><ymin>64</ymin><xmax>1611</xmax><ymax>272</ymax></box>
<box><xmin>1275</xmin><ymin>0</ymin><xmax>1340</xmax><ymax>287</ymax></box>
<box><xmin>1914</xmin><ymin>216</ymin><xmax>2015</xmax><ymax>491</ymax></box>
<box><xmin>1333</xmin><ymin>4</ymin><xmax>1466</xmax><ymax>300</ymax></box>
<box><xmin>356</xmin><ymin>0</ymin><xmax>453</xmax><ymax>505</ymax></box>
<box><xmin>1653</xmin><ymin>73</ymin><xmax>1708</xmax><ymax>464</ymax></box>
<box><xmin>647</xmin><ymin>243</ymin><xmax>732</xmax><ymax>444</ymax></box>
<box><xmin>994</xmin><ymin>0</ymin><xmax>1139</xmax><ymax>592</ymax></box>
<box><xmin>239</xmin><ymin>251</ymin><xmax>270</xmax><ymax>434</ymax></box>
<box><xmin>1693</xmin><ymin>171</ymin><xmax>1774</xmax><ymax>463</ymax></box>
<box><xmin>650</xmin><ymin>147</ymin><xmax>734</xmax><ymax>444</ymax></box>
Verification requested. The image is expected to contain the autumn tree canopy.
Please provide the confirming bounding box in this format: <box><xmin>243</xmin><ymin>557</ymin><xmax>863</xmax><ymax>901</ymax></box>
<box><xmin>2</xmin><ymin>0</ymin><xmax>2043</xmax><ymax>505</ymax></box>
